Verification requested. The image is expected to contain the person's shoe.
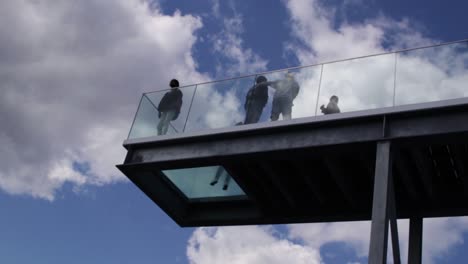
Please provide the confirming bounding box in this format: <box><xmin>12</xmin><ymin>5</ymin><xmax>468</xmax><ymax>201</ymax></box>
<box><xmin>210</xmin><ymin>180</ymin><xmax>218</xmax><ymax>186</ymax></box>
<box><xmin>222</xmin><ymin>184</ymin><xmax>228</xmax><ymax>190</ymax></box>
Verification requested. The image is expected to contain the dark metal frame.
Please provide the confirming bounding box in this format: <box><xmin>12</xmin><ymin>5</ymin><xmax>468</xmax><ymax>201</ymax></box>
<box><xmin>118</xmin><ymin>97</ymin><xmax>468</xmax><ymax>263</ymax></box>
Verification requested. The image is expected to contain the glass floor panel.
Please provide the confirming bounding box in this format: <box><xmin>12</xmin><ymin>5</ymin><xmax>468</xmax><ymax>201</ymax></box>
<box><xmin>162</xmin><ymin>166</ymin><xmax>246</xmax><ymax>199</ymax></box>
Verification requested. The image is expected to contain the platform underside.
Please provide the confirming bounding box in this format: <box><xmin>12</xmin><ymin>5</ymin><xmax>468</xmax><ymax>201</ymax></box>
<box><xmin>118</xmin><ymin>98</ymin><xmax>468</xmax><ymax>227</ymax></box>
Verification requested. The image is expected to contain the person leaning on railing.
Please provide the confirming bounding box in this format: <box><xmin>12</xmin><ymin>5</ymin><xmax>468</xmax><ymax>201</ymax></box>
<box><xmin>270</xmin><ymin>72</ymin><xmax>300</xmax><ymax>121</ymax></box>
<box><xmin>157</xmin><ymin>79</ymin><xmax>183</xmax><ymax>135</ymax></box>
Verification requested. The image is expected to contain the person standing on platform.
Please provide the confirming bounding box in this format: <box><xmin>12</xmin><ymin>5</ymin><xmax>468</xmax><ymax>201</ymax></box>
<box><xmin>210</xmin><ymin>166</ymin><xmax>231</xmax><ymax>191</ymax></box>
<box><xmin>320</xmin><ymin>95</ymin><xmax>340</xmax><ymax>115</ymax></box>
<box><xmin>244</xmin><ymin>75</ymin><xmax>269</xmax><ymax>124</ymax></box>
<box><xmin>270</xmin><ymin>72</ymin><xmax>300</xmax><ymax>121</ymax></box>
<box><xmin>157</xmin><ymin>79</ymin><xmax>183</xmax><ymax>135</ymax></box>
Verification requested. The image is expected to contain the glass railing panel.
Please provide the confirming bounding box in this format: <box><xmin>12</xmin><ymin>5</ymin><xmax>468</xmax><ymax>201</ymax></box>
<box><xmin>261</xmin><ymin>65</ymin><xmax>322</xmax><ymax>121</ymax></box>
<box><xmin>145</xmin><ymin>85</ymin><xmax>196</xmax><ymax>134</ymax></box>
<box><xmin>128</xmin><ymin>92</ymin><xmax>176</xmax><ymax>139</ymax></box>
<box><xmin>162</xmin><ymin>166</ymin><xmax>246</xmax><ymax>199</ymax></box>
<box><xmin>318</xmin><ymin>53</ymin><xmax>395</xmax><ymax>115</ymax></box>
<box><xmin>395</xmin><ymin>41</ymin><xmax>468</xmax><ymax>106</ymax></box>
<box><xmin>128</xmin><ymin>41</ymin><xmax>468</xmax><ymax>140</ymax></box>
<box><xmin>128</xmin><ymin>85</ymin><xmax>196</xmax><ymax>139</ymax></box>
<box><xmin>184</xmin><ymin>76</ymin><xmax>256</xmax><ymax>133</ymax></box>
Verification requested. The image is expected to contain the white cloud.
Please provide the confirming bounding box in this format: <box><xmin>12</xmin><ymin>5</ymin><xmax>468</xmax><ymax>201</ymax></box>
<box><xmin>152</xmin><ymin>0</ymin><xmax>468</xmax><ymax>137</ymax></box>
<box><xmin>288</xmin><ymin>221</ymin><xmax>371</xmax><ymax>257</ymax></box>
<box><xmin>287</xmin><ymin>217</ymin><xmax>468</xmax><ymax>264</ymax></box>
<box><xmin>187</xmin><ymin>226</ymin><xmax>322</xmax><ymax>264</ymax></box>
<box><xmin>279</xmin><ymin>0</ymin><xmax>468</xmax><ymax>116</ymax></box>
<box><xmin>186</xmin><ymin>218</ymin><xmax>468</xmax><ymax>263</ymax></box>
<box><xmin>130</xmin><ymin>1</ymin><xmax>468</xmax><ymax>140</ymax></box>
<box><xmin>182</xmin><ymin>1</ymin><xmax>468</xmax><ymax>264</ymax></box>
<box><xmin>209</xmin><ymin>3</ymin><xmax>268</xmax><ymax>77</ymax></box>
<box><xmin>283</xmin><ymin>0</ymin><xmax>434</xmax><ymax>64</ymax></box>
<box><xmin>0</xmin><ymin>0</ymin><xmax>207</xmax><ymax>200</ymax></box>
<box><xmin>211</xmin><ymin>0</ymin><xmax>221</xmax><ymax>18</ymax></box>
<box><xmin>422</xmin><ymin>217</ymin><xmax>468</xmax><ymax>263</ymax></box>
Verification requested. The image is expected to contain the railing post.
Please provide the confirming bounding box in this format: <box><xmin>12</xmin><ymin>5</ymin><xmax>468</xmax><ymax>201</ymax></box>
<box><xmin>392</xmin><ymin>52</ymin><xmax>398</xmax><ymax>107</ymax></box>
<box><xmin>314</xmin><ymin>64</ymin><xmax>324</xmax><ymax>116</ymax></box>
<box><xmin>183</xmin><ymin>84</ymin><xmax>198</xmax><ymax>133</ymax></box>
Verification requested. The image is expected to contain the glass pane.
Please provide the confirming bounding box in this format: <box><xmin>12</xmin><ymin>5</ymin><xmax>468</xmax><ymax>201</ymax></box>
<box><xmin>184</xmin><ymin>76</ymin><xmax>256</xmax><ymax>133</ymax></box>
<box><xmin>128</xmin><ymin>93</ymin><xmax>176</xmax><ymax>139</ymax></box>
<box><xmin>395</xmin><ymin>41</ymin><xmax>468</xmax><ymax>106</ymax></box>
<box><xmin>261</xmin><ymin>66</ymin><xmax>321</xmax><ymax>121</ymax></box>
<box><xmin>145</xmin><ymin>85</ymin><xmax>196</xmax><ymax>134</ymax></box>
<box><xmin>162</xmin><ymin>166</ymin><xmax>246</xmax><ymax>199</ymax></box>
<box><xmin>318</xmin><ymin>54</ymin><xmax>395</xmax><ymax>115</ymax></box>
<box><xmin>128</xmin><ymin>85</ymin><xmax>196</xmax><ymax>139</ymax></box>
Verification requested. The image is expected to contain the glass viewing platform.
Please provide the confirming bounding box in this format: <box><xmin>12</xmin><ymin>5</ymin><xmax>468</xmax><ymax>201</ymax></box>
<box><xmin>119</xmin><ymin>41</ymin><xmax>468</xmax><ymax>264</ymax></box>
<box><xmin>128</xmin><ymin>39</ymin><xmax>468</xmax><ymax>140</ymax></box>
<box><xmin>124</xmin><ymin>40</ymin><xmax>468</xmax><ymax>203</ymax></box>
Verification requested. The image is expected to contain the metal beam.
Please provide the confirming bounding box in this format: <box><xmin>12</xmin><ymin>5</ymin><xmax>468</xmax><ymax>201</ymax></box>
<box><xmin>408</xmin><ymin>217</ymin><xmax>423</xmax><ymax>264</ymax></box>
<box><xmin>124</xmin><ymin>104</ymin><xmax>468</xmax><ymax>167</ymax></box>
<box><xmin>388</xmin><ymin>172</ymin><xmax>401</xmax><ymax>264</ymax></box>
<box><xmin>222</xmin><ymin>162</ymin><xmax>269</xmax><ymax>213</ymax></box>
<box><xmin>258</xmin><ymin>161</ymin><xmax>297</xmax><ymax>210</ymax></box>
<box><xmin>369</xmin><ymin>141</ymin><xmax>392</xmax><ymax>264</ymax></box>
<box><xmin>394</xmin><ymin>151</ymin><xmax>422</xmax><ymax>205</ymax></box>
<box><xmin>241</xmin><ymin>161</ymin><xmax>284</xmax><ymax>211</ymax></box>
<box><xmin>357</xmin><ymin>152</ymin><xmax>375</xmax><ymax>184</ymax></box>
<box><xmin>292</xmin><ymin>161</ymin><xmax>327</xmax><ymax>205</ymax></box>
<box><xmin>410</xmin><ymin>148</ymin><xmax>435</xmax><ymax>201</ymax></box>
<box><xmin>449</xmin><ymin>144</ymin><xmax>468</xmax><ymax>199</ymax></box>
<box><xmin>324</xmin><ymin>157</ymin><xmax>359</xmax><ymax>207</ymax></box>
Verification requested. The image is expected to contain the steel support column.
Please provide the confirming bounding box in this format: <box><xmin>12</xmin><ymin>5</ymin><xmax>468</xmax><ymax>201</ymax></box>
<box><xmin>389</xmin><ymin>174</ymin><xmax>401</xmax><ymax>264</ymax></box>
<box><xmin>369</xmin><ymin>141</ymin><xmax>392</xmax><ymax>264</ymax></box>
<box><xmin>408</xmin><ymin>217</ymin><xmax>423</xmax><ymax>264</ymax></box>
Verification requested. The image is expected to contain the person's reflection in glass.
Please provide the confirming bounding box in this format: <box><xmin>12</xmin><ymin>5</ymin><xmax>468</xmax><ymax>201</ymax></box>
<box><xmin>157</xmin><ymin>79</ymin><xmax>183</xmax><ymax>135</ymax></box>
<box><xmin>244</xmin><ymin>75</ymin><xmax>269</xmax><ymax>124</ymax></box>
<box><xmin>210</xmin><ymin>167</ymin><xmax>231</xmax><ymax>191</ymax></box>
<box><xmin>270</xmin><ymin>72</ymin><xmax>300</xmax><ymax>121</ymax></box>
<box><xmin>320</xmin><ymin>95</ymin><xmax>341</xmax><ymax>114</ymax></box>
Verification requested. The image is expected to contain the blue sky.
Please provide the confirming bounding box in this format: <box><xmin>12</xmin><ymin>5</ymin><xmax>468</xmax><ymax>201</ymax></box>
<box><xmin>1</xmin><ymin>0</ymin><xmax>468</xmax><ymax>263</ymax></box>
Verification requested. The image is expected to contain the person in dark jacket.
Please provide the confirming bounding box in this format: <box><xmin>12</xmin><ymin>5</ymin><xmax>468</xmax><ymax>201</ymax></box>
<box><xmin>244</xmin><ymin>75</ymin><xmax>269</xmax><ymax>124</ymax></box>
<box><xmin>320</xmin><ymin>95</ymin><xmax>340</xmax><ymax>114</ymax></box>
<box><xmin>157</xmin><ymin>79</ymin><xmax>183</xmax><ymax>135</ymax></box>
<box><xmin>270</xmin><ymin>72</ymin><xmax>300</xmax><ymax>121</ymax></box>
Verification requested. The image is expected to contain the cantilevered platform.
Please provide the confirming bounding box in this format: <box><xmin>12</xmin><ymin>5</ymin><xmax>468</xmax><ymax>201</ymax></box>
<box><xmin>118</xmin><ymin>40</ymin><xmax>468</xmax><ymax>263</ymax></box>
<box><xmin>117</xmin><ymin>97</ymin><xmax>468</xmax><ymax>227</ymax></box>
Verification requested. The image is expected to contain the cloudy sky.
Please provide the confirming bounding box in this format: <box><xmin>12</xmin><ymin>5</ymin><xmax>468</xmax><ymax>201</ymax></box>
<box><xmin>1</xmin><ymin>0</ymin><xmax>468</xmax><ymax>263</ymax></box>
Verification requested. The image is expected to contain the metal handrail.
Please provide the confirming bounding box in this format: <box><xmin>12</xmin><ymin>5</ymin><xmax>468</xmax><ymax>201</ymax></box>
<box><xmin>143</xmin><ymin>38</ymin><xmax>468</xmax><ymax>94</ymax></box>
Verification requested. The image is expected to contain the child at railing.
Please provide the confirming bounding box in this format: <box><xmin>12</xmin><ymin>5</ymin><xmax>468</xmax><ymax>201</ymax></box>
<box><xmin>320</xmin><ymin>95</ymin><xmax>341</xmax><ymax>115</ymax></box>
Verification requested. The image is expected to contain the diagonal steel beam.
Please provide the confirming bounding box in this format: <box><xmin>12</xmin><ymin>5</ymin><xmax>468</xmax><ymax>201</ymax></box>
<box><xmin>369</xmin><ymin>141</ymin><xmax>392</xmax><ymax>264</ymax></box>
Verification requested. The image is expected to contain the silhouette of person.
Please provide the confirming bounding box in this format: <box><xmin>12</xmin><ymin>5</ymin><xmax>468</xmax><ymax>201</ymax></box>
<box><xmin>157</xmin><ymin>79</ymin><xmax>183</xmax><ymax>135</ymax></box>
<box><xmin>210</xmin><ymin>167</ymin><xmax>231</xmax><ymax>191</ymax></box>
<box><xmin>320</xmin><ymin>95</ymin><xmax>340</xmax><ymax>114</ymax></box>
<box><xmin>244</xmin><ymin>75</ymin><xmax>269</xmax><ymax>124</ymax></box>
<box><xmin>270</xmin><ymin>72</ymin><xmax>300</xmax><ymax>121</ymax></box>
